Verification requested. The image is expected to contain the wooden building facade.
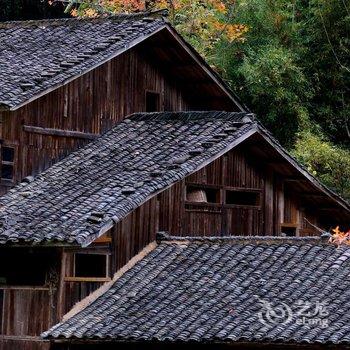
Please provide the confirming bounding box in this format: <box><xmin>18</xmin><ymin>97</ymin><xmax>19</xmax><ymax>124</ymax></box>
<box><xmin>0</xmin><ymin>14</ymin><xmax>349</xmax><ymax>350</ymax></box>
<box><xmin>0</xmin><ymin>15</ymin><xmax>244</xmax><ymax>350</ymax></box>
<box><xmin>0</xmin><ymin>16</ymin><xmax>241</xmax><ymax>195</ymax></box>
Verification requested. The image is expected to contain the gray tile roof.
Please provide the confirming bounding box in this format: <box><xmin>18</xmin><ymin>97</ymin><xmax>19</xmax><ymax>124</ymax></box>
<box><xmin>0</xmin><ymin>111</ymin><xmax>257</xmax><ymax>246</ymax></box>
<box><xmin>0</xmin><ymin>13</ymin><xmax>166</xmax><ymax>110</ymax></box>
<box><xmin>43</xmin><ymin>235</ymin><xmax>350</xmax><ymax>345</ymax></box>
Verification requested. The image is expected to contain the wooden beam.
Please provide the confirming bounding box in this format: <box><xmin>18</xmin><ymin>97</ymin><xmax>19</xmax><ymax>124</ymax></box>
<box><xmin>284</xmin><ymin>176</ymin><xmax>307</xmax><ymax>182</ymax></box>
<box><xmin>64</xmin><ymin>277</ymin><xmax>111</xmax><ymax>283</ymax></box>
<box><xmin>23</xmin><ymin>125</ymin><xmax>98</xmax><ymax>140</ymax></box>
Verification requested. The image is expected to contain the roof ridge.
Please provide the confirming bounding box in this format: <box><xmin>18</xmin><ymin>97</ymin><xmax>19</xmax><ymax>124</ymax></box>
<box><xmin>128</xmin><ymin>111</ymin><xmax>256</xmax><ymax>123</ymax></box>
<box><xmin>0</xmin><ymin>11</ymin><xmax>165</xmax><ymax>29</ymax></box>
<box><xmin>156</xmin><ymin>232</ymin><xmax>328</xmax><ymax>245</ymax></box>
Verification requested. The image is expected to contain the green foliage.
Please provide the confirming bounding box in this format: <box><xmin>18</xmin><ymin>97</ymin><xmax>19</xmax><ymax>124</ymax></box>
<box><xmin>236</xmin><ymin>45</ymin><xmax>312</xmax><ymax>145</ymax></box>
<box><xmin>211</xmin><ymin>0</ymin><xmax>349</xmax><ymax>200</ymax></box>
<box><xmin>293</xmin><ymin>132</ymin><xmax>350</xmax><ymax>200</ymax></box>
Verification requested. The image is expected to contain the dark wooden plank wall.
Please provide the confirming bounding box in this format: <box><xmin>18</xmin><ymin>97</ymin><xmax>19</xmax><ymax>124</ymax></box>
<box><xmin>0</xmin><ymin>47</ymin><xmax>191</xmax><ymax>194</ymax></box>
<box><xmin>110</xmin><ymin>146</ymin><xmax>321</xmax><ymax>271</ymax></box>
<box><xmin>0</xmin><ymin>288</ymin><xmax>53</xmax><ymax>337</ymax></box>
<box><xmin>0</xmin><ymin>339</ymin><xmax>50</xmax><ymax>350</ymax></box>
<box><xmin>0</xmin><ymin>287</ymin><xmax>54</xmax><ymax>350</ymax></box>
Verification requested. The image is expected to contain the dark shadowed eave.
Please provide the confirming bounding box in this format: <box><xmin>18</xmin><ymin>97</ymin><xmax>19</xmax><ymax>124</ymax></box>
<box><xmin>42</xmin><ymin>234</ymin><xmax>350</xmax><ymax>345</ymax></box>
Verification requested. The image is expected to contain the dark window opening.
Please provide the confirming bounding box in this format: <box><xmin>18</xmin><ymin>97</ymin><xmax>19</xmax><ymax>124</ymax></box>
<box><xmin>186</xmin><ymin>186</ymin><xmax>220</xmax><ymax>204</ymax></box>
<box><xmin>225</xmin><ymin>190</ymin><xmax>260</xmax><ymax>206</ymax></box>
<box><xmin>1</xmin><ymin>146</ymin><xmax>15</xmax><ymax>181</ymax></box>
<box><xmin>0</xmin><ymin>249</ymin><xmax>57</xmax><ymax>286</ymax></box>
<box><xmin>145</xmin><ymin>91</ymin><xmax>160</xmax><ymax>112</ymax></box>
<box><xmin>0</xmin><ymin>290</ymin><xmax>3</xmax><ymax>332</ymax></box>
<box><xmin>1</xmin><ymin>164</ymin><xmax>13</xmax><ymax>180</ymax></box>
<box><xmin>75</xmin><ymin>253</ymin><xmax>107</xmax><ymax>278</ymax></box>
<box><xmin>281</xmin><ymin>226</ymin><xmax>297</xmax><ymax>237</ymax></box>
<box><xmin>2</xmin><ymin>147</ymin><xmax>14</xmax><ymax>163</ymax></box>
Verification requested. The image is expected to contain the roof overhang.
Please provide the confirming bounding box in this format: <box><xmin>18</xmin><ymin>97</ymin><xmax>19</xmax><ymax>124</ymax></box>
<box><xmin>3</xmin><ymin>24</ymin><xmax>245</xmax><ymax>112</ymax></box>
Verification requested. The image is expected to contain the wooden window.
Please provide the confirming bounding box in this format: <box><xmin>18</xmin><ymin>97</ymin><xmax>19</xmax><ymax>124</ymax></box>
<box><xmin>1</xmin><ymin>145</ymin><xmax>15</xmax><ymax>182</ymax></box>
<box><xmin>74</xmin><ymin>253</ymin><xmax>109</xmax><ymax>278</ymax></box>
<box><xmin>186</xmin><ymin>185</ymin><xmax>220</xmax><ymax>204</ymax></box>
<box><xmin>225</xmin><ymin>189</ymin><xmax>261</xmax><ymax>207</ymax></box>
<box><xmin>145</xmin><ymin>91</ymin><xmax>160</xmax><ymax>112</ymax></box>
<box><xmin>280</xmin><ymin>223</ymin><xmax>297</xmax><ymax>237</ymax></box>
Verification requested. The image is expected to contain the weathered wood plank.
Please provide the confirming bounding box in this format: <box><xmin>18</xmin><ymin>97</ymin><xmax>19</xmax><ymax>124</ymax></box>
<box><xmin>23</xmin><ymin>126</ymin><xmax>97</xmax><ymax>140</ymax></box>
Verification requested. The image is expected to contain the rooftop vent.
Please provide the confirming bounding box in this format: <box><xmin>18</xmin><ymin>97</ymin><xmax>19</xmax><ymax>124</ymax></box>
<box><xmin>60</xmin><ymin>61</ymin><xmax>75</xmax><ymax>68</ymax></box>
<box><xmin>40</xmin><ymin>71</ymin><xmax>56</xmax><ymax>78</ymax></box>
<box><xmin>201</xmin><ymin>141</ymin><xmax>215</xmax><ymax>149</ymax></box>
<box><xmin>121</xmin><ymin>187</ymin><xmax>136</xmax><ymax>195</ymax></box>
<box><xmin>224</xmin><ymin>127</ymin><xmax>238</xmax><ymax>133</ymax></box>
<box><xmin>167</xmin><ymin>164</ymin><xmax>179</xmax><ymax>170</ymax></box>
<box><xmin>188</xmin><ymin>149</ymin><xmax>203</xmax><ymax>156</ymax></box>
<box><xmin>95</xmin><ymin>43</ymin><xmax>110</xmax><ymax>51</ymax></box>
<box><xmin>106</xmin><ymin>36</ymin><xmax>122</xmax><ymax>43</ymax></box>
<box><xmin>213</xmin><ymin>133</ymin><xmax>227</xmax><ymax>139</ymax></box>
<box><xmin>87</xmin><ymin>215</ymin><xmax>103</xmax><ymax>224</ymax></box>
<box><xmin>77</xmin><ymin>53</ymin><xmax>93</xmax><ymax>59</ymax></box>
<box><xmin>20</xmin><ymin>82</ymin><xmax>35</xmax><ymax>90</ymax></box>
<box><xmin>150</xmin><ymin>170</ymin><xmax>163</xmax><ymax>177</ymax></box>
<box><xmin>172</xmin><ymin>156</ymin><xmax>190</xmax><ymax>165</ymax></box>
<box><xmin>22</xmin><ymin>176</ymin><xmax>35</xmax><ymax>184</ymax></box>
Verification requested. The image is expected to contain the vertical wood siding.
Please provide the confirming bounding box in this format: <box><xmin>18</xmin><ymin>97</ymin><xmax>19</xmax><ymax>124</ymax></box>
<box><xmin>0</xmin><ymin>47</ymin><xmax>194</xmax><ymax>195</ymax></box>
<box><xmin>111</xmin><ymin>146</ymin><xmax>321</xmax><ymax>270</ymax></box>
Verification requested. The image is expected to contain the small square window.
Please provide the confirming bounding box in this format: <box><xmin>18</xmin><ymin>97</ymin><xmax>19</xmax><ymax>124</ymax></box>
<box><xmin>75</xmin><ymin>253</ymin><xmax>107</xmax><ymax>278</ymax></box>
<box><xmin>2</xmin><ymin>147</ymin><xmax>14</xmax><ymax>163</ymax></box>
<box><xmin>281</xmin><ymin>226</ymin><xmax>297</xmax><ymax>237</ymax></box>
<box><xmin>145</xmin><ymin>91</ymin><xmax>160</xmax><ymax>112</ymax></box>
<box><xmin>1</xmin><ymin>164</ymin><xmax>13</xmax><ymax>180</ymax></box>
<box><xmin>225</xmin><ymin>190</ymin><xmax>260</xmax><ymax>206</ymax></box>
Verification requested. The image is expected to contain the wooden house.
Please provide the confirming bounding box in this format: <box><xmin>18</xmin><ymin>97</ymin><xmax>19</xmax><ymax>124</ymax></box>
<box><xmin>0</xmin><ymin>110</ymin><xmax>349</xmax><ymax>350</ymax></box>
<box><xmin>0</xmin><ymin>12</ymin><xmax>349</xmax><ymax>350</ymax></box>
<box><xmin>0</xmin><ymin>12</ymin><xmax>243</xmax><ymax>196</ymax></box>
<box><xmin>43</xmin><ymin>234</ymin><xmax>350</xmax><ymax>350</ymax></box>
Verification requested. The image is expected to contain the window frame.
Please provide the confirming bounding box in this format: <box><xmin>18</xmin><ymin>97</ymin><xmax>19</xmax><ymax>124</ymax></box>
<box><xmin>185</xmin><ymin>183</ymin><xmax>263</xmax><ymax>212</ymax></box>
<box><xmin>185</xmin><ymin>183</ymin><xmax>222</xmax><ymax>211</ymax></box>
<box><xmin>280</xmin><ymin>223</ymin><xmax>298</xmax><ymax>237</ymax></box>
<box><xmin>224</xmin><ymin>187</ymin><xmax>262</xmax><ymax>209</ymax></box>
<box><xmin>0</xmin><ymin>144</ymin><xmax>16</xmax><ymax>183</ymax></box>
<box><xmin>64</xmin><ymin>250</ymin><xmax>111</xmax><ymax>283</ymax></box>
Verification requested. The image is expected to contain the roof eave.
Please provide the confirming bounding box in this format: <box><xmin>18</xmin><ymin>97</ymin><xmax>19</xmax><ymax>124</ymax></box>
<box><xmin>7</xmin><ymin>24</ymin><xmax>168</xmax><ymax>112</ymax></box>
<box><xmin>81</xmin><ymin>125</ymin><xmax>259</xmax><ymax>247</ymax></box>
<box><xmin>163</xmin><ymin>24</ymin><xmax>248</xmax><ymax>112</ymax></box>
<box><xmin>5</xmin><ymin>22</ymin><xmax>247</xmax><ymax>113</ymax></box>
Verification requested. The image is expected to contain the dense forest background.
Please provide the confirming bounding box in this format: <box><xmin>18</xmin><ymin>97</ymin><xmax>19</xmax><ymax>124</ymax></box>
<box><xmin>1</xmin><ymin>0</ymin><xmax>349</xmax><ymax>200</ymax></box>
